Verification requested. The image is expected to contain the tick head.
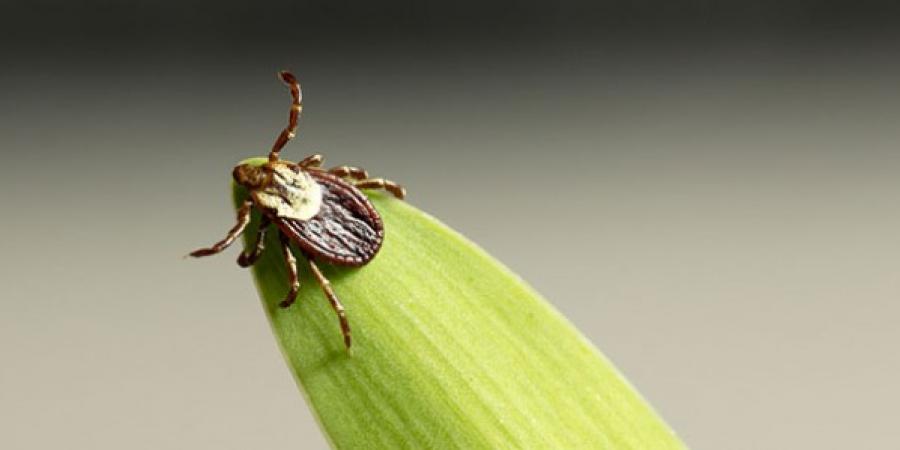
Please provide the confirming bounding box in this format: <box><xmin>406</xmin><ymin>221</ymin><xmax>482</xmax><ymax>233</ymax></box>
<box><xmin>232</xmin><ymin>163</ymin><xmax>268</xmax><ymax>189</ymax></box>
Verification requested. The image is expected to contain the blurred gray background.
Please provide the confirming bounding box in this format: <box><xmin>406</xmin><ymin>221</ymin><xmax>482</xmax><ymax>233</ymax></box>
<box><xmin>2</xmin><ymin>1</ymin><xmax>899</xmax><ymax>449</ymax></box>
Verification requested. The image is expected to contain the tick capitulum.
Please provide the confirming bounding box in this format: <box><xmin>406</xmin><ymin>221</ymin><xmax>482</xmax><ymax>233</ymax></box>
<box><xmin>189</xmin><ymin>71</ymin><xmax>406</xmax><ymax>349</ymax></box>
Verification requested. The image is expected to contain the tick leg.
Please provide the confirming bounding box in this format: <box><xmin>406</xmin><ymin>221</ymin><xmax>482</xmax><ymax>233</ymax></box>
<box><xmin>269</xmin><ymin>71</ymin><xmax>302</xmax><ymax>162</ymax></box>
<box><xmin>297</xmin><ymin>154</ymin><xmax>323</xmax><ymax>168</ymax></box>
<box><xmin>354</xmin><ymin>178</ymin><xmax>407</xmax><ymax>200</ymax></box>
<box><xmin>305</xmin><ymin>255</ymin><xmax>352</xmax><ymax>349</ymax></box>
<box><xmin>236</xmin><ymin>216</ymin><xmax>271</xmax><ymax>267</ymax></box>
<box><xmin>328</xmin><ymin>166</ymin><xmax>369</xmax><ymax>180</ymax></box>
<box><xmin>278</xmin><ymin>232</ymin><xmax>300</xmax><ymax>308</ymax></box>
<box><xmin>189</xmin><ymin>200</ymin><xmax>253</xmax><ymax>257</ymax></box>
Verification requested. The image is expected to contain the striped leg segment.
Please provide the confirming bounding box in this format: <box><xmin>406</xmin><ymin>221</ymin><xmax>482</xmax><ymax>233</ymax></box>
<box><xmin>297</xmin><ymin>154</ymin><xmax>323</xmax><ymax>168</ymax></box>
<box><xmin>237</xmin><ymin>216</ymin><xmax>270</xmax><ymax>267</ymax></box>
<box><xmin>306</xmin><ymin>255</ymin><xmax>352</xmax><ymax>349</ymax></box>
<box><xmin>277</xmin><ymin>232</ymin><xmax>301</xmax><ymax>308</ymax></box>
<box><xmin>355</xmin><ymin>178</ymin><xmax>406</xmax><ymax>200</ymax></box>
<box><xmin>269</xmin><ymin>71</ymin><xmax>303</xmax><ymax>162</ymax></box>
<box><xmin>189</xmin><ymin>200</ymin><xmax>253</xmax><ymax>257</ymax></box>
<box><xmin>328</xmin><ymin>166</ymin><xmax>369</xmax><ymax>180</ymax></box>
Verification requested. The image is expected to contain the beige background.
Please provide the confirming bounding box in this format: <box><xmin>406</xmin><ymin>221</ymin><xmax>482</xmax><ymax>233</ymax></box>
<box><xmin>2</xmin><ymin>4</ymin><xmax>900</xmax><ymax>448</ymax></box>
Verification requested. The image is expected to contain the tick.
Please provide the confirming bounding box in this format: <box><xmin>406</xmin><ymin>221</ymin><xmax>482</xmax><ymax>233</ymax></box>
<box><xmin>189</xmin><ymin>71</ymin><xmax>406</xmax><ymax>349</ymax></box>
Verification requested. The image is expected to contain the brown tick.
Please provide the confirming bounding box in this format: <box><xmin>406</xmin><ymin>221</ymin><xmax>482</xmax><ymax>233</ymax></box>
<box><xmin>189</xmin><ymin>71</ymin><xmax>406</xmax><ymax>349</ymax></box>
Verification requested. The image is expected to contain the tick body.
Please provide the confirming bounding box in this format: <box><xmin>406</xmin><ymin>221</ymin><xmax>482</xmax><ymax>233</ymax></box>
<box><xmin>190</xmin><ymin>71</ymin><xmax>406</xmax><ymax>349</ymax></box>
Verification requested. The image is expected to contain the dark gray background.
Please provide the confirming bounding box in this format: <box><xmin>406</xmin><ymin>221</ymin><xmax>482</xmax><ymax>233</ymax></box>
<box><xmin>2</xmin><ymin>1</ymin><xmax>899</xmax><ymax>449</ymax></box>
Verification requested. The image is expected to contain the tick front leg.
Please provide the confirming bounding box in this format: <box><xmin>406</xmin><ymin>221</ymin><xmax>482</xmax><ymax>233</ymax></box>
<box><xmin>305</xmin><ymin>254</ymin><xmax>352</xmax><ymax>349</ymax></box>
<box><xmin>236</xmin><ymin>216</ymin><xmax>271</xmax><ymax>267</ymax></box>
<box><xmin>278</xmin><ymin>232</ymin><xmax>300</xmax><ymax>308</ymax></box>
<box><xmin>268</xmin><ymin>71</ymin><xmax>302</xmax><ymax>162</ymax></box>
<box><xmin>355</xmin><ymin>178</ymin><xmax>406</xmax><ymax>200</ymax></box>
<box><xmin>328</xmin><ymin>165</ymin><xmax>369</xmax><ymax>180</ymax></box>
<box><xmin>189</xmin><ymin>200</ymin><xmax>253</xmax><ymax>257</ymax></box>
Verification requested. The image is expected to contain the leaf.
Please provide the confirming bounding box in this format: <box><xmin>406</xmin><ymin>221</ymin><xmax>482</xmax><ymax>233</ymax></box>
<box><xmin>234</xmin><ymin>157</ymin><xmax>687</xmax><ymax>449</ymax></box>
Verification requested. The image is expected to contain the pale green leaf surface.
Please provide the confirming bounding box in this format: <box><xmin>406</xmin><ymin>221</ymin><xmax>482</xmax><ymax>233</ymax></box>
<box><xmin>235</xmin><ymin>158</ymin><xmax>687</xmax><ymax>449</ymax></box>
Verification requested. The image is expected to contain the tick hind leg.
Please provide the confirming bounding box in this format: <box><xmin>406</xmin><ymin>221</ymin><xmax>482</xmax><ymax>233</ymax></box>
<box><xmin>277</xmin><ymin>232</ymin><xmax>301</xmax><ymax>308</ymax></box>
<box><xmin>189</xmin><ymin>200</ymin><xmax>253</xmax><ymax>257</ymax></box>
<box><xmin>305</xmin><ymin>254</ymin><xmax>352</xmax><ymax>349</ymax></box>
<box><xmin>355</xmin><ymin>177</ymin><xmax>406</xmax><ymax>200</ymax></box>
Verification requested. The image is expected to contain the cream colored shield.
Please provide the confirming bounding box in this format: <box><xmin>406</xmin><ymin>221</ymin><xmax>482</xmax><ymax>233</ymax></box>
<box><xmin>252</xmin><ymin>163</ymin><xmax>323</xmax><ymax>220</ymax></box>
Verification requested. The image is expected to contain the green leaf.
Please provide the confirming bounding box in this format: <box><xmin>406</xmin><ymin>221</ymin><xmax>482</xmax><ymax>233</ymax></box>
<box><xmin>235</xmin><ymin>157</ymin><xmax>687</xmax><ymax>449</ymax></box>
